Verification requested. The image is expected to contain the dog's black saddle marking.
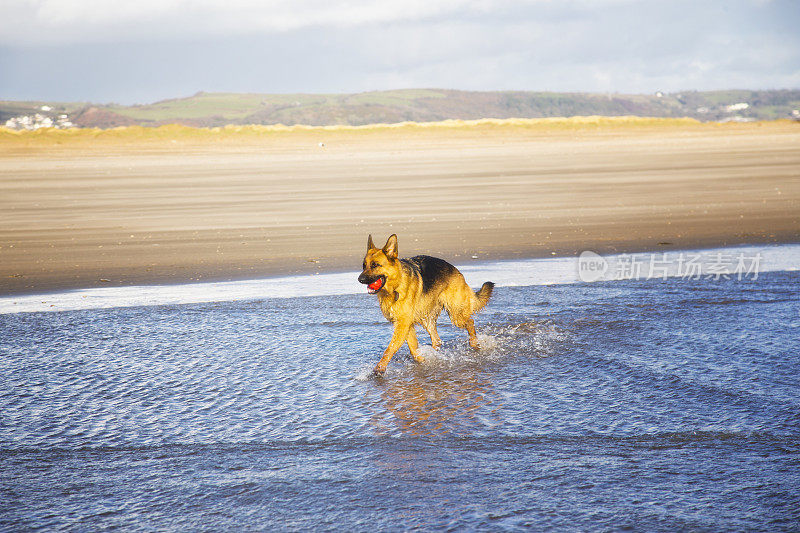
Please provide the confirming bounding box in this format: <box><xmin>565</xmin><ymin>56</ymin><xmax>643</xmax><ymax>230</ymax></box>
<box><xmin>403</xmin><ymin>255</ymin><xmax>456</xmax><ymax>293</ymax></box>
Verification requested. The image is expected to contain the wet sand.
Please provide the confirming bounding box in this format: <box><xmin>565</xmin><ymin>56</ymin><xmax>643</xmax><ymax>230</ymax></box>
<box><xmin>1</xmin><ymin>120</ymin><xmax>798</xmax><ymax>295</ymax></box>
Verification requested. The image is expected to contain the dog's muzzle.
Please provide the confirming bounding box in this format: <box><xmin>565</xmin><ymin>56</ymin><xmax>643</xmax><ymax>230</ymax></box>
<box><xmin>358</xmin><ymin>273</ymin><xmax>385</xmax><ymax>294</ymax></box>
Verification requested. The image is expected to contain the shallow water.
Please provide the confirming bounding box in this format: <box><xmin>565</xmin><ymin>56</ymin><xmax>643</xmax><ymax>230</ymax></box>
<box><xmin>2</xmin><ymin>258</ymin><xmax>799</xmax><ymax>530</ymax></box>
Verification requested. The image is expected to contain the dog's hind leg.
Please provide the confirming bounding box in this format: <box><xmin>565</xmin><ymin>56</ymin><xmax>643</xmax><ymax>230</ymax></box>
<box><xmin>446</xmin><ymin>305</ymin><xmax>480</xmax><ymax>349</ymax></box>
<box><xmin>464</xmin><ymin>318</ymin><xmax>480</xmax><ymax>349</ymax></box>
<box><xmin>406</xmin><ymin>327</ymin><xmax>424</xmax><ymax>364</ymax></box>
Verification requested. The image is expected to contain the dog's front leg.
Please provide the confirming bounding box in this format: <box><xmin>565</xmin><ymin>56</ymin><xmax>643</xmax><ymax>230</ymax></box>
<box><xmin>374</xmin><ymin>320</ymin><xmax>412</xmax><ymax>375</ymax></box>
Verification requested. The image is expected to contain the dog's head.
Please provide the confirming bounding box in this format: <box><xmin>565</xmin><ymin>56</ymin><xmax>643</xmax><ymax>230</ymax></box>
<box><xmin>358</xmin><ymin>234</ymin><xmax>398</xmax><ymax>294</ymax></box>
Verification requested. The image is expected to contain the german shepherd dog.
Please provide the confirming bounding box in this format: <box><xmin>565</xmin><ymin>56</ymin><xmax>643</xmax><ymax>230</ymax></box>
<box><xmin>358</xmin><ymin>234</ymin><xmax>494</xmax><ymax>375</ymax></box>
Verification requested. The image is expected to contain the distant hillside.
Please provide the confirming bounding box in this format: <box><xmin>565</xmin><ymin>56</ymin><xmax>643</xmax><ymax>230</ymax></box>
<box><xmin>2</xmin><ymin>89</ymin><xmax>799</xmax><ymax>130</ymax></box>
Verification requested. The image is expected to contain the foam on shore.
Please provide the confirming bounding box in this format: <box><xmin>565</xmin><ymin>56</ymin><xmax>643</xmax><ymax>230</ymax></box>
<box><xmin>1</xmin><ymin>244</ymin><xmax>798</xmax><ymax>315</ymax></box>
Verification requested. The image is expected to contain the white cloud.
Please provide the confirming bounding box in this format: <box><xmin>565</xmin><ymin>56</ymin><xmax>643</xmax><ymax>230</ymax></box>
<box><xmin>1</xmin><ymin>0</ymin><xmax>534</xmax><ymax>46</ymax></box>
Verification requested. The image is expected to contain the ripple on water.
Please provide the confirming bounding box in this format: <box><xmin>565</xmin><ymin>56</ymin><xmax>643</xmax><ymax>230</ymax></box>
<box><xmin>1</xmin><ymin>273</ymin><xmax>799</xmax><ymax>530</ymax></box>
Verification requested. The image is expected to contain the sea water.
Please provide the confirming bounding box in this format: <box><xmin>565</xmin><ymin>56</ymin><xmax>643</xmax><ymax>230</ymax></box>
<box><xmin>1</xmin><ymin>245</ymin><xmax>799</xmax><ymax>530</ymax></box>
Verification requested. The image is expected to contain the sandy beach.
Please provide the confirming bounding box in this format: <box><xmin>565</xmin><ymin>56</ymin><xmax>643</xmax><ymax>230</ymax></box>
<box><xmin>1</xmin><ymin>119</ymin><xmax>798</xmax><ymax>295</ymax></box>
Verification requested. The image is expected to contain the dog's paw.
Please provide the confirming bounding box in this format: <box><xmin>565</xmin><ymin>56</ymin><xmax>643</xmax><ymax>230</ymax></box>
<box><xmin>470</xmin><ymin>334</ymin><xmax>498</xmax><ymax>351</ymax></box>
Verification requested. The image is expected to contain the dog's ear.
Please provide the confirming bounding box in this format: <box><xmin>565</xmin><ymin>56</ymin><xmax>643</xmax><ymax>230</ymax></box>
<box><xmin>367</xmin><ymin>234</ymin><xmax>376</xmax><ymax>251</ymax></box>
<box><xmin>382</xmin><ymin>234</ymin><xmax>398</xmax><ymax>259</ymax></box>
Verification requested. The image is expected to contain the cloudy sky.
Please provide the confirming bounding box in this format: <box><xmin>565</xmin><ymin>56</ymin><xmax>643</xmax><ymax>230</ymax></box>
<box><xmin>1</xmin><ymin>0</ymin><xmax>798</xmax><ymax>104</ymax></box>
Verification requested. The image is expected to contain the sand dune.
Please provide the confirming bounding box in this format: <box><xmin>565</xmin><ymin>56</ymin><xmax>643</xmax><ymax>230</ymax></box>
<box><xmin>1</xmin><ymin>119</ymin><xmax>798</xmax><ymax>295</ymax></box>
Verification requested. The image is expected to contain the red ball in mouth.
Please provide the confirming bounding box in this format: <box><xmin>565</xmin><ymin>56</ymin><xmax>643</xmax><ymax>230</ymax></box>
<box><xmin>367</xmin><ymin>276</ymin><xmax>385</xmax><ymax>294</ymax></box>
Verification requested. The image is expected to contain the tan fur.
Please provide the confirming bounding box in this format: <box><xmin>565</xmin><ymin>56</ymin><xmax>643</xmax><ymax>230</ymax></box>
<box><xmin>359</xmin><ymin>234</ymin><xmax>494</xmax><ymax>375</ymax></box>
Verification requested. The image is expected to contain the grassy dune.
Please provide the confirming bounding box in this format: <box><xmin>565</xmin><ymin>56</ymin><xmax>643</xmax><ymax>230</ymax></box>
<box><xmin>0</xmin><ymin>115</ymin><xmax>718</xmax><ymax>150</ymax></box>
<box><xmin>4</xmin><ymin>115</ymin><xmax>797</xmax><ymax>156</ymax></box>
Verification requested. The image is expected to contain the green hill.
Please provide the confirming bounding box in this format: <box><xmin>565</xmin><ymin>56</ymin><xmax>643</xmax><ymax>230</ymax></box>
<box><xmin>2</xmin><ymin>89</ymin><xmax>799</xmax><ymax>129</ymax></box>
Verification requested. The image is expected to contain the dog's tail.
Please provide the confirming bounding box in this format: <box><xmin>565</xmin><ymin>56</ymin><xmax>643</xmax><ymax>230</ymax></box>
<box><xmin>473</xmin><ymin>281</ymin><xmax>495</xmax><ymax>312</ymax></box>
